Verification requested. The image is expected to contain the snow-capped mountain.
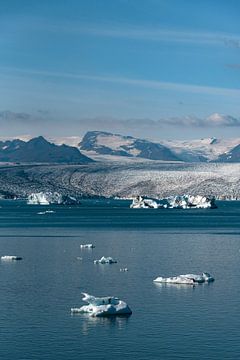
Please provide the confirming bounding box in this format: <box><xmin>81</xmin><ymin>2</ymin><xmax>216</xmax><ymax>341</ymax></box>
<box><xmin>79</xmin><ymin>131</ymin><xmax>181</xmax><ymax>161</ymax></box>
<box><xmin>0</xmin><ymin>136</ymin><xmax>93</xmax><ymax>164</ymax></box>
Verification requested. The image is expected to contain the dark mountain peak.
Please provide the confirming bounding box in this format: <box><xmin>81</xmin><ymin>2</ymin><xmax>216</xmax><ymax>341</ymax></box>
<box><xmin>28</xmin><ymin>136</ymin><xmax>49</xmax><ymax>145</ymax></box>
<box><xmin>0</xmin><ymin>136</ymin><xmax>93</xmax><ymax>164</ymax></box>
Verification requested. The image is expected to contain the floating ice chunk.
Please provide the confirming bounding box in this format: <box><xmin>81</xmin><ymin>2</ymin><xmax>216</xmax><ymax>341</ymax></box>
<box><xmin>166</xmin><ymin>194</ymin><xmax>217</xmax><ymax>209</ymax></box>
<box><xmin>130</xmin><ymin>196</ymin><xmax>159</xmax><ymax>209</ymax></box>
<box><xmin>1</xmin><ymin>255</ymin><xmax>22</xmax><ymax>261</ymax></box>
<box><xmin>154</xmin><ymin>272</ymin><xmax>214</xmax><ymax>285</ymax></box>
<box><xmin>28</xmin><ymin>192</ymin><xmax>80</xmax><ymax>205</ymax></box>
<box><xmin>28</xmin><ymin>193</ymin><xmax>50</xmax><ymax>205</ymax></box>
<box><xmin>153</xmin><ymin>276</ymin><xmax>195</xmax><ymax>285</ymax></box>
<box><xmin>37</xmin><ymin>210</ymin><xmax>55</xmax><ymax>215</ymax></box>
<box><xmin>80</xmin><ymin>244</ymin><xmax>95</xmax><ymax>249</ymax></box>
<box><xmin>94</xmin><ymin>256</ymin><xmax>117</xmax><ymax>264</ymax></box>
<box><xmin>71</xmin><ymin>292</ymin><xmax>132</xmax><ymax>317</ymax></box>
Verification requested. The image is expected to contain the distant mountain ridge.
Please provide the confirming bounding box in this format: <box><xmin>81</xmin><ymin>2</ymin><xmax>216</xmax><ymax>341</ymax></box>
<box><xmin>79</xmin><ymin>131</ymin><xmax>181</xmax><ymax>161</ymax></box>
<box><xmin>0</xmin><ymin>136</ymin><xmax>93</xmax><ymax>164</ymax></box>
<box><xmin>1</xmin><ymin>132</ymin><xmax>240</xmax><ymax>163</ymax></box>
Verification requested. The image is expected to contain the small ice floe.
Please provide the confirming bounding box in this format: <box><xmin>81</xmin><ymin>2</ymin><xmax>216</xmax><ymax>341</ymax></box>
<box><xmin>37</xmin><ymin>210</ymin><xmax>55</xmax><ymax>215</ymax></box>
<box><xmin>120</xmin><ymin>268</ymin><xmax>128</xmax><ymax>272</ymax></box>
<box><xmin>1</xmin><ymin>255</ymin><xmax>22</xmax><ymax>261</ymax></box>
<box><xmin>153</xmin><ymin>272</ymin><xmax>214</xmax><ymax>285</ymax></box>
<box><xmin>94</xmin><ymin>256</ymin><xmax>117</xmax><ymax>264</ymax></box>
<box><xmin>80</xmin><ymin>244</ymin><xmax>95</xmax><ymax>249</ymax></box>
<box><xmin>71</xmin><ymin>292</ymin><xmax>132</xmax><ymax>317</ymax></box>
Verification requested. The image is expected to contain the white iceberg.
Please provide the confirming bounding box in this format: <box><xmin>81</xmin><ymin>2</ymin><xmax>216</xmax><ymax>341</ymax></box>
<box><xmin>154</xmin><ymin>272</ymin><xmax>214</xmax><ymax>285</ymax></box>
<box><xmin>130</xmin><ymin>196</ymin><xmax>159</xmax><ymax>209</ymax></box>
<box><xmin>166</xmin><ymin>195</ymin><xmax>217</xmax><ymax>209</ymax></box>
<box><xmin>94</xmin><ymin>256</ymin><xmax>117</xmax><ymax>264</ymax></box>
<box><xmin>153</xmin><ymin>276</ymin><xmax>195</xmax><ymax>285</ymax></box>
<box><xmin>80</xmin><ymin>244</ymin><xmax>95</xmax><ymax>249</ymax></box>
<box><xmin>37</xmin><ymin>210</ymin><xmax>55</xmax><ymax>215</ymax></box>
<box><xmin>27</xmin><ymin>192</ymin><xmax>80</xmax><ymax>205</ymax></box>
<box><xmin>28</xmin><ymin>192</ymin><xmax>50</xmax><ymax>205</ymax></box>
<box><xmin>1</xmin><ymin>255</ymin><xmax>22</xmax><ymax>261</ymax></box>
<box><xmin>71</xmin><ymin>292</ymin><xmax>132</xmax><ymax>317</ymax></box>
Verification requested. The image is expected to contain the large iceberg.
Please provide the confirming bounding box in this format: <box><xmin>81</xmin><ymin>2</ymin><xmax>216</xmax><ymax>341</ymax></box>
<box><xmin>94</xmin><ymin>256</ymin><xmax>117</xmax><ymax>264</ymax></box>
<box><xmin>166</xmin><ymin>195</ymin><xmax>217</xmax><ymax>209</ymax></box>
<box><xmin>71</xmin><ymin>292</ymin><xmax>132</xmax><ymax>317</ymax></box>
<box><xmin>27</xmin><ymin>192</ymin><xmax>80</xmax><ymax>205</ymax></box>
<box><xmin>130</xmin><ymin>196</ymin><xmax>159</xmax><ymax>209</ymax></box>
<box><xmin>153</xmin><ymin>272</ymin><xmax>214</xmax><ymax>285</ymax></box>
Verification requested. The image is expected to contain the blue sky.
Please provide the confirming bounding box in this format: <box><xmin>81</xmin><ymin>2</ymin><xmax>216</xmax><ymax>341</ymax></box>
<box><xmin>0</xmin><ymin>0</ymin><xmax>240</xmax><ymax>139</ymax></box>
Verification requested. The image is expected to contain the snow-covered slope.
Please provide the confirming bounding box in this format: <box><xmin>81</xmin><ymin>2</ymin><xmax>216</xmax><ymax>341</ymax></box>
<box><xmin>79</xmin><ymin>131</ymin><xmax>180</xmax><ymax>161</ymax></box>
<box><xmin>162</xmin><ymin>137</ymin><xmax>240</xmax><ymax>162</ymax></box>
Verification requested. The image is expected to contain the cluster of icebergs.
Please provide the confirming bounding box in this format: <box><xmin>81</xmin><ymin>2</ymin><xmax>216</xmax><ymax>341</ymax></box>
<box><xmin>167</xmin><ymin>195</ymin><xmax>217</xmax><ymax>209</ymax></box>
<box><xmin>27</xmin><ymin>192</ymin><xmax>79</xmax><ymax>205</ymax></box>
<box><xmin>130</xmin><ymin>195</ymin><xmax>217</xmax><ymax>209</ymax></box>
<box><xmin>71</xmin><ymin>292</ymin><xmax>132</xmax><ymax>317</ymax></box>
<box><xmin>153</xmin><ymin>272</ymin><xmax>214</xmax><ymax>285</ymax></box>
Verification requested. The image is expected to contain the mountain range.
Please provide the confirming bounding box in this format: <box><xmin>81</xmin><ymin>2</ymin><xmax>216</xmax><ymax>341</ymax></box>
<box><xmin>0</xmin><ymin>132</ymin><xmax>240</xmax><ymax>163</ymax></box>
<box><xmin>78</xmin><ymin>131</ymin><xmax>240</xmax><ymax>163</ymax></box>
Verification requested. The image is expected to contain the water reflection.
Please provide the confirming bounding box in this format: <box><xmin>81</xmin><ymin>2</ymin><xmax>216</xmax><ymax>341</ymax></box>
<box><xmin>72</xmin><ymin>314</ymin><xmax>131</xmax><ymax>335</ymax></box>
<box><xmin>154</xmin><ymin>282</ymin><xmax>196</xmax><ymax>290</ymax></box>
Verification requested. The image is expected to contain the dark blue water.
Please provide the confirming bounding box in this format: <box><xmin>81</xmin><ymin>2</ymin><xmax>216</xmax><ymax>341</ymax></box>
<box><xmin>0</xmin><ymin>200</ymin><xmax>240</xmax><ymax>360</ymax></box>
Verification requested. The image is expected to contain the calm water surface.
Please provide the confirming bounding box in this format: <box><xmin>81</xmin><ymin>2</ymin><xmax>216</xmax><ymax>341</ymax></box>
<box><xmin>0</xmin><ymin>200</ymin><xmax>240</xmax><ymax>360</ymax></box>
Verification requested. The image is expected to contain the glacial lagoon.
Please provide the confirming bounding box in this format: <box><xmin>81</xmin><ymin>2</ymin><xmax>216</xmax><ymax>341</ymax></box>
<box><xmin>0</xmin><ymin>199</ymin><xmax>240</xmax><ymax>359</ymax></box>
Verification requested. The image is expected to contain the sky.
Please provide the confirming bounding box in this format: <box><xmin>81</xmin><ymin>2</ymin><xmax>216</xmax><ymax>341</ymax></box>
<box><xmin>0</xmin><ymin>0</ymin><xmax>240</xmax><ymax>140</ymax></box>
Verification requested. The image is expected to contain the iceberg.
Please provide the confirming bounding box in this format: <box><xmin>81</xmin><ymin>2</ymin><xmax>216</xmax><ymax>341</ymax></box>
<box><xmin>37</xmin><ymin>210</ymin><xmax>55</xmax><ymax>215</ymax></box>
<box><xmin>71</xmin><ymin>292</ymin><xmax>132</xmax><ymax>317</ymax></box>
<box><xmin>1</xmin><ymin>255</ymin><xmax>22</xmax><ymax>261</ymax></box>
<box><xmin>27</xmin><ymin>192</ymin><xmax>80</xmax><ymax>205</ymax></box>
<box><xmin>153</xmin><ymin>276</ymin><xmax>195</xmax><ymax>285</ymax></box>
<box><xmin>166</xmin><ymin>195</ymin><xmax>217</xmax><ymax>209</ymax></box>
<box><xmin>130</xmin><ymin>196</ymin><xmax>159</xmax><ymax>209</ymax></box>
<box><xmin>153</xmin><ymin>272</ymin><xmax>214</xmax><ymax>285</ymax></box>
<box><xmin>80</xmin><ymin>244</ymin><xmax>95</xmax><ymax>249</ymax></box>
<box><xmin>94</xmin><ymin>256</ymin><xmax>117</xmax><ymax>264</ymax></box>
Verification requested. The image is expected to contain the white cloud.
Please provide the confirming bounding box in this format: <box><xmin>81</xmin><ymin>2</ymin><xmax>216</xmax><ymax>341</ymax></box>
<box><xmin>165</xmin><ymin>113</ymin><xmax>240</xmax><ymax>127</ymax></box>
